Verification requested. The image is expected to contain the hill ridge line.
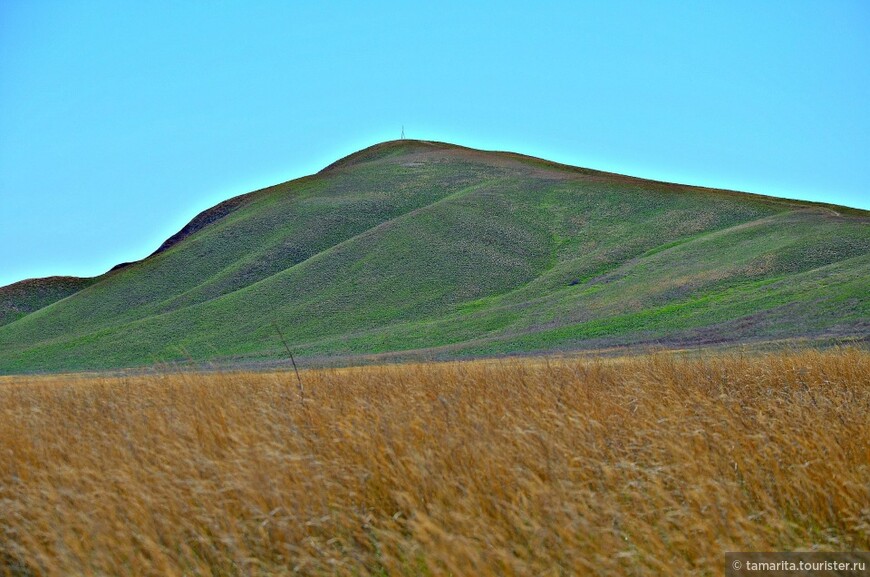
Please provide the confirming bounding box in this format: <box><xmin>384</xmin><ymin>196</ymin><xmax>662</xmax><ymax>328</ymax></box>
<box><xmin>19</xmin><ymin>179</ymin><xmax>502</xmax><ymax>340</ymax></box>
<box><xmin>3</xmin><ymin>140</ymin><xmax>868</xmax><ymax>293</ymax></box>
<box><xmin>319</xmin><ymin>139</ymin><xmax>869</xmax><ymax>215</ymax></box>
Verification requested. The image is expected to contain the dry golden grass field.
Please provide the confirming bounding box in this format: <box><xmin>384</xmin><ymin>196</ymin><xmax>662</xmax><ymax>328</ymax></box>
<box><xmin>1</xmin><ymin>350</ymin><xmax>868</xmax><ymax>576</ymax></box>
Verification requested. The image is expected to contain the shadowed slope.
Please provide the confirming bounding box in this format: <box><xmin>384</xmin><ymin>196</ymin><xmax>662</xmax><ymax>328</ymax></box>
<box><xmin>0</xmin><ymin>276</ymin><xmax>96</xmax><ymax>328</ymax></box>
<box><xmin>1</xmin><ymin>140</ymin><xmax>868</xmax><ymax>372</ymax></box>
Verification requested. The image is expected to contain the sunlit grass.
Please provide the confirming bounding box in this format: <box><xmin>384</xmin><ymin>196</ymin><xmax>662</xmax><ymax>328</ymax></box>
<box><xmin>1</xmin><ymin>349</ymin><xmax>868</xmax><ymax>575</ymax></box>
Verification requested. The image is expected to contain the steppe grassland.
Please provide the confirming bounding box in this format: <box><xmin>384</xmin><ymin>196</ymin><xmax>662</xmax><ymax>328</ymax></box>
<box><xmin>1</xmin><ymin>350</ymin><xmax>868</xmax><ymax>576</ymax></box>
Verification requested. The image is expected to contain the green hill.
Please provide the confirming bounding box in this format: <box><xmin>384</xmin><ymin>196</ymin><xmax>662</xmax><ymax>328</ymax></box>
<box><xmin>1</xmin><ymin>140</ymin><xmax>868</xmax><ymax>373</ymax></box>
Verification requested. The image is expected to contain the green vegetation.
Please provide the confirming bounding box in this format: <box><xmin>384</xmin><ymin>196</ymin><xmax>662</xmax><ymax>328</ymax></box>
<box><xmin>0</xmin><ymin>276</ymin><xmax>96</xmax><ymax>328</ymax></box>
<box><xmin>1</xmin><ymin>140</ymin><xmax>868</xmax><ymax>372</ymax></box>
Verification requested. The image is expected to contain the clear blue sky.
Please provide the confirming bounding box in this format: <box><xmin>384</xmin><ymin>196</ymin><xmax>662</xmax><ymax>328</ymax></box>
<box><xmin>1</xmin><ymin>1</ymin><xmax>868</xmax><ymax>287</ymax></box>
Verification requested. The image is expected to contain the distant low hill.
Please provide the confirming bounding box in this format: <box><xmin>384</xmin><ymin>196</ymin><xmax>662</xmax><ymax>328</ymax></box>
<box><xmin>0</xmin><ymin>276</ymin><xmax>97</xmax><ymax>328</ymax></box>
<box><xmin>1</xmin><ymin>140</ymin><xmax>868</xmax><ymax>372</ymax></box>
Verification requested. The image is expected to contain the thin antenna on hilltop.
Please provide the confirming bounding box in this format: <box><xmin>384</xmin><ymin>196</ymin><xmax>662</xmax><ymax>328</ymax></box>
<box><xmin>401</xmin><ymin>125</ymin><xmax>405</xmax><ymax>139</ymax></box>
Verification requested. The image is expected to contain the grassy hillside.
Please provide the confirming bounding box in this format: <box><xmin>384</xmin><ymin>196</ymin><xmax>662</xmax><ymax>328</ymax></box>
<box><xmin>1</xmin><ymin>140</ymin><xmax>868</xmax><ymax>372</ymax></box>
<box><xmin>0</xmin><ymin>276</ymin><xmax>96</xmax><ymax>328</ymax></box>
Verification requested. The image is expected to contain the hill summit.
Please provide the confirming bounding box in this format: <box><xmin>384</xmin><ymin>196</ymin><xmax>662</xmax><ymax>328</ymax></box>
<box><xmin>1</xmin><ymin>140</ymin><xmax>868</xmax><ymax>372</ymax></box>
